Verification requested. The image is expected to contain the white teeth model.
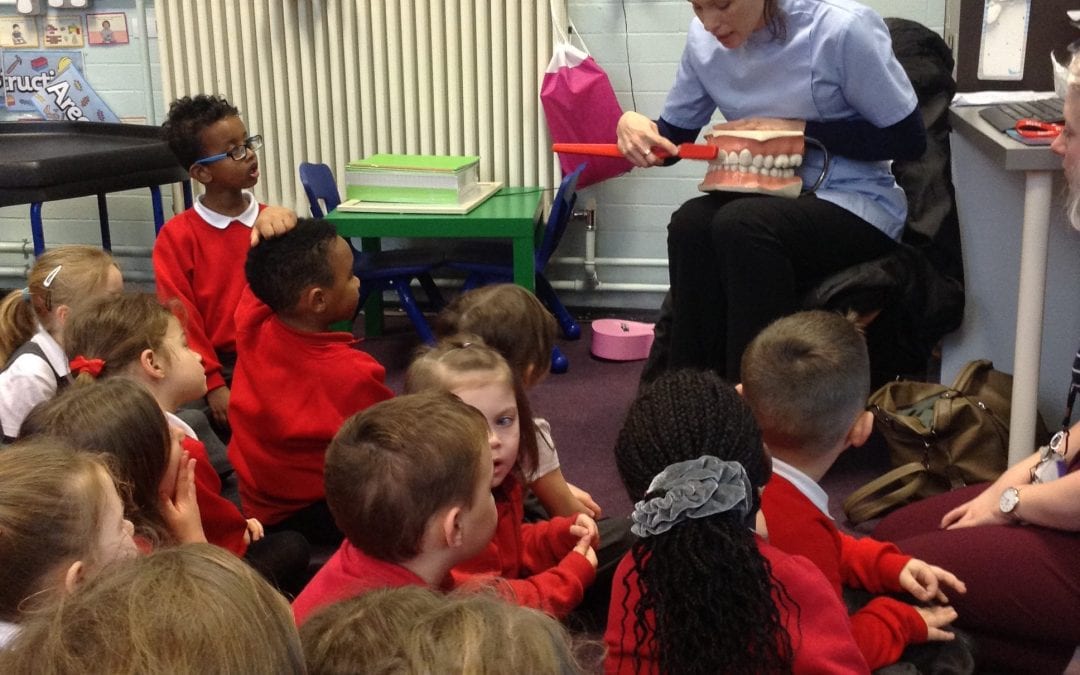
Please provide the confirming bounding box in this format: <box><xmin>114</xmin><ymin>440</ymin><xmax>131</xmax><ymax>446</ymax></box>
<box><xmin>739</xmin><ymin>149</ymin><xmax>752</xmax><ymax>166</ymax></box>
<box><xmin>792</xmin><ymin>154</ymin><xmax>803</xmax><ymax>167</ymax></box>
<box><xmin>762</xmin><ymin>155</ymin><xmax>774</xmax><ymax>169</ymax></box>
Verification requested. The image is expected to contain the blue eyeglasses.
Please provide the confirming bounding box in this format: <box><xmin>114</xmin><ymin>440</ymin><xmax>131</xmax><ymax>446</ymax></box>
<box><xmin>192</xmin><ymin>134</ymin><xmax>263</xmax><ymax>166</ymax></box>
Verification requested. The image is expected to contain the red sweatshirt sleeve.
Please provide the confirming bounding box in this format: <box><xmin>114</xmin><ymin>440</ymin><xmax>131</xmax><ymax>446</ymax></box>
<box><xmin>183</xmin><ymin>437</ymin><xmax>248</xmax><ymax>556</ymax></box>
<box><xmin>850</xmin><ymin>596</ymin><xmax>929</xmax><ymax>669</ymax></box>
<box><xmin>451</xmin><ymin>550</ymin><xmax>596</xmax><ymax>619</ymax></box>
<box><xmin>518</xmin><ymin>515</ymin><xmax>580</xmax><ymax>573</ymax></box>
<box><xmin>153</xmin><ymin>216</ymin><xmax>226</xmax><ymax>391</ymax></box>
<box><xmin>838</xmin><ymin>532</ymin><xmax>911</xmax><ymax>594</ymax></box>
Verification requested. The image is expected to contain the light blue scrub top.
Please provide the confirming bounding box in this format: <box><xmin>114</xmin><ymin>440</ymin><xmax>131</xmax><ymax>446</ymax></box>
<box><xmin>661</xmin><ymin>0</ymin><xmax>917</xmax><ymax>240</ymax></box>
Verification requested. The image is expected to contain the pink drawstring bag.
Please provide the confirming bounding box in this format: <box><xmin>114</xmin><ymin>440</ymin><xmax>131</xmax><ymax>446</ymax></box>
<box><xmin>540</xmin><ymin>15</ymin><xmax>632</xmax><ymax>189</ymax></box>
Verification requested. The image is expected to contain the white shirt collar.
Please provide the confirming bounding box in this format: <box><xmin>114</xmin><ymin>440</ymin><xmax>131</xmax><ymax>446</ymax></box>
<box><xmin>770</xmin><ymin>456</ymin><xmax>833</xmax><ymax>519</ymax></box>
<box><xmin>164</xmin><ymin>410</ymin><xmax>198</xmax><ymax>440</ymax></box>
<box><xmin>193</xmin><ymin>190</ymin><xmax>258</xmax><ymax>230</ymax></box>
<box><xmin>31</xmin><ymin>324</ymin><xmax>69</xmax><ymax>376</ymax></box>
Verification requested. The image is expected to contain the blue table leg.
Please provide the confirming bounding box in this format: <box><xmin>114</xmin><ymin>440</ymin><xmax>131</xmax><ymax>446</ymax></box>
<box><xmin>183</xmin><ymin>180</ymin><xmax>193</xmax><ymax>209</ymax></box>
<box><xmin>30</xmin><ymin>202</ymin><xmax>44</xmax><ymax>256</ymax></box>
<box><xmin>97</xmin><ymin>194</ymin><xmax>112</xmax><ymax>251</ymax></box>
<box><xmin>151</xmin><ymin>185</ymin><xmax>165</xmax><ymax>234</ymax></box>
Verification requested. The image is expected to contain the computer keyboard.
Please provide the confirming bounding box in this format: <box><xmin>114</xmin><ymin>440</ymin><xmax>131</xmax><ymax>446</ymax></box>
<box><xmin>978</xmin><ymin>97</ymin><xmax>1065</xmax><ymax>132</ymax></box>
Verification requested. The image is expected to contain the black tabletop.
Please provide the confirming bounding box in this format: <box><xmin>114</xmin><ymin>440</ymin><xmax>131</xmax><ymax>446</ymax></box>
<box><xmin>0</xmin><ymin>121</ymin><xmax>187</xmax><ymax>205</ymax></box>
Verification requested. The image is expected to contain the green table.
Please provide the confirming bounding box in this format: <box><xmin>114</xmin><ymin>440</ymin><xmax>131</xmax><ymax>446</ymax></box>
<box><xmin>326</xmin><ymin>187</ymin><xmax>544</xmax><ymax>336</ymax></box>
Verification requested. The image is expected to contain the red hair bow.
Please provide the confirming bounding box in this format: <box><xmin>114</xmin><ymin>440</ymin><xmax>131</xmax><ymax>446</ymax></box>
<box><xmin>70</xmin><ymin>355</ymin><xmax>106</xmax><ymax>378</ymax></box>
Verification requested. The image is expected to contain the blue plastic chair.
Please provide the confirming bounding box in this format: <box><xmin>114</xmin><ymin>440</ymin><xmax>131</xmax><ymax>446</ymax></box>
<box><xmin>298</xmin><ymin>162</ymin><xmax>445</xmax><ymax>344</ymax></box>
<box><xmin>446</xmin><ymin>163</ymin><xmax>586</xmax><ymax>372</ymax></box>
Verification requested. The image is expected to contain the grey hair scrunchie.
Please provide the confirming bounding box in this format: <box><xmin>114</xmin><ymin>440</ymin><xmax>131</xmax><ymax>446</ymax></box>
<box><xmin>630</xmin><ymin>456</ymin><xmax>754</xmax><ymax>538</ymax></box>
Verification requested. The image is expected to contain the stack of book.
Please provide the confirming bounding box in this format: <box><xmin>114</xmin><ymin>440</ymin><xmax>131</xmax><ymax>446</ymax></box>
<box><xmin>339</xmin><ymin>154</ymin><xmax>501</xmax><ymax>214</ymax></box>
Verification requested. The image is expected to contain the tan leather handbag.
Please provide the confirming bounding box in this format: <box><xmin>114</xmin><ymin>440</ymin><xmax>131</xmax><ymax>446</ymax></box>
<box><xmin>843</xmin><ymin>359</ymin><xmax>1048</xmax><ymax>525</ymax></box>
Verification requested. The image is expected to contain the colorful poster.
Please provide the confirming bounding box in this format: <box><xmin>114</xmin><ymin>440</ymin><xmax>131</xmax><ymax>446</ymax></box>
<box><xmin>2</xmin><ymin>50</ymin><xmax>83</xmax><ymax>112</ymax></box>
<box><xmin>30</xmin><ymin>57</ymin><xmax>119</xmax><ymax>122</ymax></box>
<box><xmin>43</xmin><ymin>14</ymin><xmax>85</xmax><ymax>49</ymax></box>
<box><xmin>0</xmin><ymin>17</ymin><xmax>40</xmax><ymax>49</ymax></box>
<box><xmin>87</xmin><ymin>12</ymin><xmax>128</xmax><ymax>46</ymax></box>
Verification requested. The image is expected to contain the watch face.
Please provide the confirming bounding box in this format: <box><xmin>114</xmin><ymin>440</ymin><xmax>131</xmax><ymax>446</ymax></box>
<box><xmin>999</xmin><ymin>487</ymin><xmax>1019</xmax><ymax>513</ymax></box>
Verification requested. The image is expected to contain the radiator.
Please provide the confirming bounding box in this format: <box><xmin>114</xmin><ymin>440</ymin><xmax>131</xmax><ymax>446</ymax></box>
<box><xmin>155</xmin><ymin>0</ymin><xmax>560</xmax><ymax>212</ymax></box>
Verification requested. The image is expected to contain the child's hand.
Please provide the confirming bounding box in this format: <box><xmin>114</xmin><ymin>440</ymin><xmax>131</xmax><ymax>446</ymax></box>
<box><xmin>568</xmin><ymin>482</ymin><xmax>603</xmax><ymax>519</ymax></box>
<box><xmin>250</xmin><ymin>206</ymin><xmax>298</xmax><ymax>246</ymax></box>
<box><xmin>569</xmin><ymin>513</ymin><xmax>600</xmax><ymax>550</ymax></box>
<box><xmin>899</xmin><ymin>558</ymin><xmax>967</xmax><ymax>604</ymax></box>
<box><xmin>914</xmin><ymin>604</ymin><xmax>959</xmax><ymax>642</ymax></box>
<box><xmin>160</xmin><ymin>451</ymin><xmax>206</xmax><ymax>544</ymax></box>
<box><xmin>244</xmin><ymin>518</ymin><xmax>264</xmax><ymax>545</ymax></box>
<box><xmin>572</xmin><ymin>531</ymin><xmax>599</xmax><ymax>569</ymax></box>
<box><xmin>206</xmin><ymin>385</ymin><xmax>230</xmax><ymax>428</ymax></box>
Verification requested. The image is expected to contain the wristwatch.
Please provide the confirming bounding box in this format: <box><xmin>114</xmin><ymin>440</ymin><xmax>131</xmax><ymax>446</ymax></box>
<box><xmin>999</xmin><ymin>486</ymin><xmax>1022</xmax><ymax>520</ymax></box>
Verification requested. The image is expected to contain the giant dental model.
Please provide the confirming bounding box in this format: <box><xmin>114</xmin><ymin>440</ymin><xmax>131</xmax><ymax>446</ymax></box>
<box><xmin>699</xmin><ymin>129</ymin><xmax>804</xmax><ymax>199</ymax></box>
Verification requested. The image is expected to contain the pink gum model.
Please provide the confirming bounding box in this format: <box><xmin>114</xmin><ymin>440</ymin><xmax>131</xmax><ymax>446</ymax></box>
<box><xmin>699</xmin><ymin>129</ymin><xmax>805</xmax><ymax>199</ymax></box>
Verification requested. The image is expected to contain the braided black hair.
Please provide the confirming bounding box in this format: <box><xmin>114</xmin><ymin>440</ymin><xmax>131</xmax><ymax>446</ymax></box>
<box><xmin>613</xmin><ymin>369</ymin><xmax>794</xmax><ymax>675</ymax></box>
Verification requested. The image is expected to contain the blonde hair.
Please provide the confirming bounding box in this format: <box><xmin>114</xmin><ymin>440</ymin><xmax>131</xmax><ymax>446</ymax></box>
<box><xmin>0</xmin><ymin>246</ymin><xmax>118</xmax><ymax>364</ymax></box>
<box><xmin>0</xmin><ymin>543</ymin><xmax>305</xmax><ymax>674</ymax></box>
<box><xmin>325</xmin><ymin>391</ymin><xmax>490</xmax><ymax>562</ymax></box>
<box><xmin>64</xmin><ymin>292</ymin><xmax>176</xmax><ymax>384</ymax></box>
<box><xmin>405</xmin><ymin>335</ymin><xmax>538</xmax><ymax>478</ymax></box>
<box><xmin>435</xmin><ymin>284</ymin><xmax>557</xmax><ymax>381</ymax></box>
<box><xmin>0</xmin><ymin>439</ymin><xmax>119</xmax><ymax>622</ymax></box>
<box><xmin>20</xmin><ymin>379</ymin><xmax>174</xmax><ymax>546</ymax></box>
<box><xmin>1068</xmin><ymin>50</ymin><xmax>1080</xmax><ymax>87</ymax></box>
<box><xmin>301</xmin><ymin>586</ymin><xmax>593</xmax><ymax>675</ymax></box>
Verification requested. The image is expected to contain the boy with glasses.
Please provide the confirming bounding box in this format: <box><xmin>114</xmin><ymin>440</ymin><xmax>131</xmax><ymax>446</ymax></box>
<box><xmin>156</xmin><ymin>94</ymin><xmax>296</xmax><ymax>435</ymax></box>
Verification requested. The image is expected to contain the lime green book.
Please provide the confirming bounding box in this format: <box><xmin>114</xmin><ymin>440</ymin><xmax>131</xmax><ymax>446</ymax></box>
<box><xmin>345</xmin><ymin>154</ymin><xmax>481</xmax><ymax>204</ymax></box>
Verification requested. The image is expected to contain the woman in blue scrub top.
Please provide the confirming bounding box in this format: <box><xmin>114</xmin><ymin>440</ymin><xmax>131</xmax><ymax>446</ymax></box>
<box><xmin>618</xmin><ymin>0</ymin><xmax>925</xmax><ymax>380</ymax></box>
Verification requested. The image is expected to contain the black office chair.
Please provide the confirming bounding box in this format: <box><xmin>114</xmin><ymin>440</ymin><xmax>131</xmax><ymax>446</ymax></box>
<box><xmin>298</xmin><ymin>162</ymin><xmax>445</xmax><ymax>344</ymax></box>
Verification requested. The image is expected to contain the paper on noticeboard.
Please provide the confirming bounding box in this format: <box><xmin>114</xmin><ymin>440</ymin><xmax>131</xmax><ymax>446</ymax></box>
<box><xmin>978</xmin><ymin>0</ymin><xmax>1032</xmax><ymax>81</ymax></box>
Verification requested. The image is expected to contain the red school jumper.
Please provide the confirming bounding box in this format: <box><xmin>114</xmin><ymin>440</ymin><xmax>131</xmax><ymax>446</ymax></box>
<box><xmin>449</xmin><ymin>475</ymin><xmax>595</xmax><ymax>619</ymax></box>
<box><xmin>762</xmin><ymin>471</ymin><xmax>927</xmax><ymax>669</ymax></box>
<box><xmin>291</xmin><ymin>542</ymin><xmax>444</xmax><ymax>626</ymax></box>
<box><xmin>164</xmin><ymin>412</ymin><xmax>248</xmax><ymax>555</ymax></box>
<box><xmin>604</xmin><ymin>536</ymin><xmax>869</xmax><ymax>675</ymax></box>
<box><xmin>153</xmin><ymin>200</ymin><xmax>264</xmax><ymax>391</ymax></box>
<box><xmin>226</xmin><ymin>286</ymin><xmax>393</xmax><ymax>525</ymax></box>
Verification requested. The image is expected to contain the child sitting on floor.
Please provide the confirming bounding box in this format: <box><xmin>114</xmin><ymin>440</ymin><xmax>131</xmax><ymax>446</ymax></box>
<box><xmin>228</xmin><ymin>218</ymin><xmax>393</xmax><ymax>546</ymax></box>
<box><xmin>0</xmin><ymin>544</ymin><xmax>305</xmax><ymax>673</ymax></box>
<box><xmin>21</xmin><ymin>378</ymin><xmax>206</xmax><ymax>550</ymax></box>
<box><xmin>743</xmin><ymin>310</ymin><xmax>967</xmax><ymax>670</ymax></box>
<box><xmin>0</xmin><ymin>439</ymin><xmax>137</xmax><ymax>646</ymax></box>
<box><xmin>435</xmin><ymin>283</ymin><xmax>599</xmax><ymax>518</ymax></box>
<box><xmin>291</xmin><ymin>392</ymin><xmax>497</xmax><ymax>625</ymax></box>
<box><xmin>0</xmin><ymin>246</ymin><xmax>122</xmax><ymax>441</ymax></box>
<box><xmin>156</xmin><ymin>94</ymin><xmax>296</xmax><ymax>431</ymax></box>
<box><xmin>61</xmin><ymin>292</ymin><xmax>309</xmax><ymax>593</ymax></box>
<box><xmin>300</xmin><ymin>586</ymin><xmax>595</xmax><ymax>674</ymax></box>
<box><xmin>606</xmin><ymin>369</ymin><xmax>867</xmax><ymax>674</ymax></box>
<box><xmin>405</xmin><ymin>337</ymin><xmax>598</xmax><ymax>619</ymax></box>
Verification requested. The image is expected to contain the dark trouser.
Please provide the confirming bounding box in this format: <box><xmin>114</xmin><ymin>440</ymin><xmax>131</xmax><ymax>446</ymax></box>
<box><xmin>266</xmin><ymin>499</ymin><xmax>344</xmax><ymax>549</ymax></box>
<box><xmin>665</xmin><ymin>192</ymin><xmax>897</xmax><ymax>379</ymax></box>
<box><xmin>243</xmin><ymin>529</ymin><xmax>312</xmax><ymax>598</ymax></box>
<box><xmin>873</xmin><ymin>485</ymin><xmax>1080</xmax><ymax>674</ymax></box>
